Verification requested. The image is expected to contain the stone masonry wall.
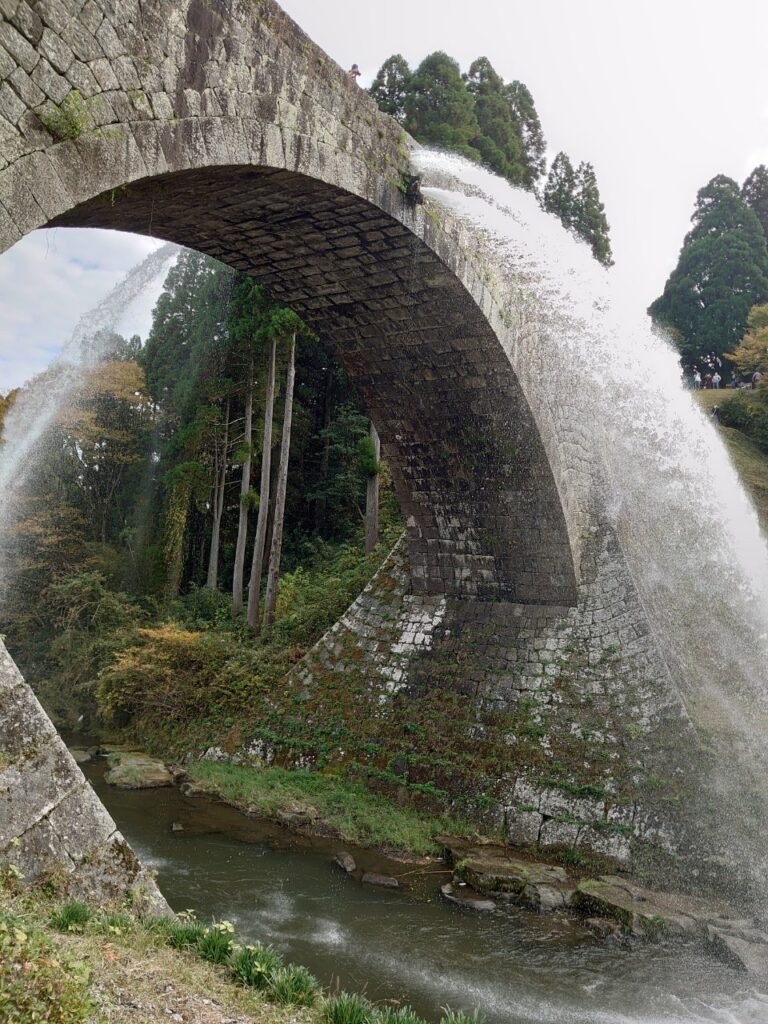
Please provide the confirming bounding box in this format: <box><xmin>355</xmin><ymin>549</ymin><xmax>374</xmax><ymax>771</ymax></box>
<box><xmin>0</xmin><ymin>643</ymin><xmax>167</xmax><ymax>905</ymax></box>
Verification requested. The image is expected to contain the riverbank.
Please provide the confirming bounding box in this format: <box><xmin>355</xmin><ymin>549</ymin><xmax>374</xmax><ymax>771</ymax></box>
<box><xmin>83</xmin><ymin>748</ymin><xmax>768</xmax><ymax>977</ymax></box>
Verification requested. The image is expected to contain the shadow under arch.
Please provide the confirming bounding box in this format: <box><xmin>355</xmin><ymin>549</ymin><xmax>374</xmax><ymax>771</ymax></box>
<box><xmin>46</xmin><ymin>164</ymin><xmax>577</xmax><ymax>605</ymax></box>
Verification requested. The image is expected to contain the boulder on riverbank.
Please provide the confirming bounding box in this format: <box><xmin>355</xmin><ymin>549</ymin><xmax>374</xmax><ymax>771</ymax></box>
<box><xmin>104</xmin><ymin>751</ymin><xmax>172</xmax><ymax>789</ymax></box>
<box><xmin>439</xmin><ymin>836</ymin><xmax>574</xmax><ymax>912</ymax></box>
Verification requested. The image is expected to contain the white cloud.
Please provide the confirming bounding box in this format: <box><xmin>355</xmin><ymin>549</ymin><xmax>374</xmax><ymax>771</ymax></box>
<box><xmin>0</xmin><ymin>228</ymin><xmax>163</xmax><ymax>392</ymax></box>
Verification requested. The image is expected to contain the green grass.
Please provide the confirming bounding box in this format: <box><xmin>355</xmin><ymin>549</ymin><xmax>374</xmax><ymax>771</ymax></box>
<box><xmin>187</xmin><ymin>762</ymin><xmax>469</xmax><ymax>855</ymax></box>
<box><xmin>694</xmin><ymin>390</ymin><xmax>768</xmax><ymax>529</ymax></box>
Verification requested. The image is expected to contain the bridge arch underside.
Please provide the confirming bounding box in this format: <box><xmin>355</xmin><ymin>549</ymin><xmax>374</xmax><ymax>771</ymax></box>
<box><xmin>51</xmin><ymin>165</ymin><xmax>577</xmax><ymax>605</ymax></box>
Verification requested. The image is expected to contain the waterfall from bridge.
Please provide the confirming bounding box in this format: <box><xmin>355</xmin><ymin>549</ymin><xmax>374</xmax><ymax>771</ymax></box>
<box><xmin>415</xmin><ymin>149</ymin><xmax>768</xmax><ymax>903</ymax></box>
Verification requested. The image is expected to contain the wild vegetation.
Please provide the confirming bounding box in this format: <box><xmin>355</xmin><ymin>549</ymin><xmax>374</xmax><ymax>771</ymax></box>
<box><xmin>0</xmin><ymin>877</ymin><xmax>482</xmax><ymax>1024</ymax></box>
<box><xmin>369</xmin><ymin>52</ymin><xmax>613</xmax><ymax>265</ymax></box>
<box><xmin>0</xmin><ymin>251</ymin><xmax>400</xmax><ymax>739</ymax></box>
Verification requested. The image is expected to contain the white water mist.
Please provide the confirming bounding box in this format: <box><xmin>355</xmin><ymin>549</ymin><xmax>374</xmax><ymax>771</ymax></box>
<box><xmin>0</xmin><ymin>239</ymin><xmax>180</xmax><ymax>600</ymax></box>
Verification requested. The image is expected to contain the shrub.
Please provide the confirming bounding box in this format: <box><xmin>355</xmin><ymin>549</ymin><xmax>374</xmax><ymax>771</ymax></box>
<box><xmin>230</xmin><ymin>942</ymin><xmax>284</xmax><ymax>990</ymax></box>
<box><xmin>197</xmin><ymin>920</ymin><xmax>235</xmax><ymax>963</ymax></box>
<box><xmin>322</xmin><ymin>990</ymin><xmax>377</xmax><ymax>1024</ymax></box>
<box><xmin>41</xmin><ymin>90</ymin><xmax>94</xmax><ymax>141</ymax></box>
<box><xmin>49</xmin><ymin>901</ymin><xmax>92</xmax><ymax>934</ymax></box>
<box><xmin>0</xmin><ymin>916</ymin><xmax>94</xmax><ymax>1024</ymax></box>
<box><xmin>162</xmin><ymin>918</ymin><xmax>206</xmax><ymax>950</ymax></box>
<box><xmin>267</xmin><ymin>963</ymin><xmax>318</xmax><ymax>1006</ymax></box>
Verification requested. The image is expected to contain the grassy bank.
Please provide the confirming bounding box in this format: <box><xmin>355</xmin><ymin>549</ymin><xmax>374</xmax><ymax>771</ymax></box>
<box><xmin>694</xmin><ymin>388</ymin><xmax>768</xmax><ymax>527</ymax></box>
<box><xmin>186</xmin><ymin>762</ymin><xmax>475</xmax><ymax>856</ymax></box>
<box><xmin>0</xmin><ymin>881</ymin><xmax>481</xmax><ymax>1024</ymax></box>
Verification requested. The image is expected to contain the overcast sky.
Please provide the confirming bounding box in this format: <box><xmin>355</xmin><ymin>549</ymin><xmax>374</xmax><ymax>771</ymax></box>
<box><xmin>1</xmin><ymin>0</ymin><xmax>767</xmax><ymax>391</ymax></box>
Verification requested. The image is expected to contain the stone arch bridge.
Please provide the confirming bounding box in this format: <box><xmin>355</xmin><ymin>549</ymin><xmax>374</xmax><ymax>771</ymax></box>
<box><xmin>0</xmin><ymin>0</ymin><xmax>699</xmax><ymax>898</ymax></box>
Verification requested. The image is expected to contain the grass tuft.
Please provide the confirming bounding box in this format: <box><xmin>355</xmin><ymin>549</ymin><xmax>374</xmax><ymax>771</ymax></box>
<box><xmin>321</xmin><ymin>990</ymin><xmax>377</xmax><ymax>1024</ymax></box>
<box><xmin>49</xmin><ymin>901</ymin><xmax>92</xmax><ymax>933</ymax></box>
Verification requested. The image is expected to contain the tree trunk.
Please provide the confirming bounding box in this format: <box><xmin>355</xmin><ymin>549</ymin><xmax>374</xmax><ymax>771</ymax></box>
<box><xmin>206</xmin><ymin>397</ymin><xmax>229</xmax><ymax>589</ymax></box>
<box><xmin>365</xmin><ymin>421</ymin><xmax>380</xmax><ymax>555</ymax></box>
<box><xmin>263</xmin><ymin>333</ymin><xmax>296</xmax><ymax>630</ymax></box>
<box><xmin>232</xmin><ymin>360</ymin><xmax>254</xmax><ymax>613</ymax></box>
<box><xmin>247</xmin><ymin>338</ymin><xmax>277</xmax><ymax>632</ymax></box>
<box><xmin>314</xmin><ymin>363</ymin><xmax>333</xmax><ymax>533</ymax></box>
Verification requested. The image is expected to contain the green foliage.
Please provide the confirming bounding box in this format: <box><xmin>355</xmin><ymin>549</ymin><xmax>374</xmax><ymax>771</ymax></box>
<box><xmin>41</xmin><ymin>90</ymin><xmax>93</xmax><ymax>141</ymax></box>
<box><xmin>371</xmin><ymin>52</ymin><xmax>547</xmax><ymax>191</ymax></box>
<box><xmin>49</xmin><ymin>902</ymin><xmax>92</xmax><ymax>934</ymax></box>
<box><xmin>267</xmin><ymin>963</ymin><xmax>317</xmax><ymax>1006</ymax></box>
<box><xmin>162</xmin><ymin>917</ymin><xmax>207</xmax><ymax>950</ymax></box>
<box><xmin>186</xmin><ymin>762</ymin><xmax>466</xmax><ymax>854</ymax></box>
<box><xmin>439</xmin><ymin>1009</ymin><xmax>486</xmax><ymax>1024</ymax></box>
<box><xmin>718</xmin><ymin>393</ymin><xmax>768</xmax><ymax>453</ymax></box>
<box><xmin>321</xmin><ymin>991</ymin><xmax>377</xmax><ymax>1024</ymax></box>
<box><xmin>197</xmin><ymin>920</ymin><xmax>235</xmax><ymax>963</ymax></box>
<box><xmin>742</xmin><ymin>164</ymin><xmax>768</xmax><ymax>240</ymax></box>
<box><xmin>649</xmin><ymin>174</ymin><xmax>768</xmax><ymax>367</ymax></box>
<box><xmin>369</xmin><ymin>54</ymin><xmax>412</xmax><ymax>123</ymax></box>
<box><xmin>0</xmin><ymin>915</ymin><xmax>95</xmax><ymax>1024</ymax></box>
<box><xmin>377</xmin><ymin>1007</ymin><xmax>429</xmax><ymax>1024</ymax></box>
<box><xmin>543</xmin><ymin>155</ymin><xmax>612</xmax><ymax>265</ymax></box>
<box><xmin>405</xmin><ymin>52</ymin><xmax>482</xmax><ymax>161</ymax></box>
<box><xmin>231</xmin><ymin>942</ymin><xmax>284</xmax><ymax>989</ymax></box>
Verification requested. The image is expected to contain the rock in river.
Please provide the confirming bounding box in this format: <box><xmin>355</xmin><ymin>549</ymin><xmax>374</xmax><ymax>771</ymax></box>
<box><xmin>104</xmin><ymin>751</ymin><xmax>172</xmax><ymax>789</ymax></box>
<box><xmin>361</xmin><ymin>871</ymin><xmax>399</xmax><ymax>889</ymax></box>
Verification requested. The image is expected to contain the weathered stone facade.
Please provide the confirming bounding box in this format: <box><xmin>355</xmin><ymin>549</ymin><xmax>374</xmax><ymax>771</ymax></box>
<box><xmin>0</xmin><ymin>0</ymin><xmax>728</xmax><ymax>894</ymax></box>
<box><xmin>0</xmin><ymin>643</ymin><xmax>167</xmax><ymax>905</ymax></box>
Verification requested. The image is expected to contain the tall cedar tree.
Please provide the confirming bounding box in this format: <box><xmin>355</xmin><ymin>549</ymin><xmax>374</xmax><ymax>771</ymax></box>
<box><xmin>573</xmin><ymin>162</ymin><xmax>613</xmax><ymax>266</ymax></box>
<box><xmin>504</xmin><ymin>80</ymin><xmax>546</xmax><ymax>189</ymax></box>
<box><xmin>649</xmin><ymin>175</ymin><xmax>768</xmax><ymax>368</ymax></box>
<box><xmin>405</xmin><ymin>52</ymin><xmax>482</xmax><ymax>161</ymax></box>
<box><xmin>742</xmin><ymin>164</ymin><xmax>768</xmax><ymax>241</ymax></box>
<box><xmin>542</xmin><ymin>152</ymin><xmax>578</xmax><ymax>228</ymax></box>
<box><xmin>465</xmin><ymin>57</ymin><xmax>527</xmax><ymax>185</ymax></box>
<box><xmin>368</xmin><ymin>54</ymin><xmax>411</xmax><ymax>123</ymax></box>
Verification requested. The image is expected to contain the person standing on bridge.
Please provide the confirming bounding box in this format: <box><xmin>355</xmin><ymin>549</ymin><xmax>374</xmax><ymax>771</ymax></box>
<box><xmin>347</xmin><ymin>63</ymin><xmax>361</xmax><ymax>83</ymax></box>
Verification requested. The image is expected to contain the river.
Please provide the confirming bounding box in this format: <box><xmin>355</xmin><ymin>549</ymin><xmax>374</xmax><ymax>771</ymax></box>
<box><xmin>80</xmin><ymin>760</ymin><xmax>768</xmax><ymax>1024</ymax></box>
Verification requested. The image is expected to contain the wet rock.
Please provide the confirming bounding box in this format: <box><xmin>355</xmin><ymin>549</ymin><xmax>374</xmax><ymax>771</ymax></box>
<box><xmin>104</xmin><ymin>751</ymin><xmax>172</xmax><ymax>790</ymax></box>
<box><xmin>179</xmin><ymin>781</ymin><xmax>209</xmax><ymax>798</ymax></box>
<box><xmin>68</xmin><ymin>748</ymin><xmax>93</xmax><ymax>764</ymax></box>
<box><xmin>361</xmin><ymin>871</ymin><xmax>399</xmax><ymax>889</ymax></box>
<box><xmin>334</xmin><ymin>852</ymin><xmax>357</xmax><ymax>875</ymax></box>
<box><xmin>585</xmin><ymin>916</ymin><xmax>624</xmax><ymax>943</ymax></box>
<box><xmin>572</xmin><ymin>876</ymin><xmax>730</xmax><ymax>941</ymax></box>
<box><xmin>439</xmin><ymin>836</ymin><xmax>573</xmax><ymax>912</ymax></box>
<box><xmin>275</xmin><ymin>803</ymin><xmax>317</xmax><ymax>828</ymax></box>
<box><xmin>707</xmin><ymin>922</ymin><xmax>768</xmax><ymax>975</ymax></box>
<box><xmin>440</xmin><ymin>882</ymin><xmax>496</xmax><ymax>912</ymax></box>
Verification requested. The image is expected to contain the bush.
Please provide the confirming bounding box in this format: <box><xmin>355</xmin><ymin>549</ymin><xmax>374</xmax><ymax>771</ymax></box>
<box><xmin>0</xmin><ymin>916</ymin><xmax>95</xmax><ymax>1023</ymax></box>
<box><xmin>162</xmin><ymin>918</ymin><xmax>206</xmax><ymax>950</ymax></box>
<box><xmin>719</xmin><ymin>393</ymin><xmax>768</xmax><ymax>452</ymax></box>
<box><xmin>231</xmin><ymin>942</ymin><xmax>284</xmax><ymax>990</ymax></box>
<box><xmin>196</xmin><ymin>921</ymin><xmax>234</xmax><ymax>963</ymax></box>
<box><xmin>322</xmin><ymin>990</ymin><xmax>377</xmax><ymax>1024</ymax></box>
<box><xmin>267</xmin><ymin>963</ymin><xmax>318</xmax><ymax>1006</ymax></box>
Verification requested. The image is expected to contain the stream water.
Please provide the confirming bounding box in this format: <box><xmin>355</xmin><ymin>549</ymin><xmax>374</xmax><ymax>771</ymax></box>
<box><xmin>82</xmin><ymin>761</ymin><xmax>768</xmax><ymax>1024</ymax></box>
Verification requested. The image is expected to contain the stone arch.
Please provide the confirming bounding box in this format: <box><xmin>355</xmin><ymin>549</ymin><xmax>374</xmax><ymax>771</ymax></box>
<box><xmin>45</xmin><ymin>163</ymin><xmax>577</xmax><ymax>604</ymax></box>
<box><xmin>0</xmin><ymin>0</ymin><xmax>580</xmax><ymax>604</ymax></box>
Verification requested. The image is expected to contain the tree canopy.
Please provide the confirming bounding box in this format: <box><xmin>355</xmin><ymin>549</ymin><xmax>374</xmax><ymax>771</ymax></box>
<box><xmin>649</xmin><ymin>174</ymin><xmax>768</xmax><ymax>368</ymax></box>
<box><xmin>369</xmin><ymin>51</ymin><xmax>612</xmax><ymax>264</ymax></box>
